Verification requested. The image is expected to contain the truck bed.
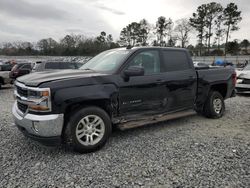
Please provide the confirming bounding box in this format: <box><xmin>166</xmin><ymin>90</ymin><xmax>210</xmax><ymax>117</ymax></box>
<box><xmin>195</xmin><ymin>66</ymin><xmax>235</xmax><ymax>112</ymax></box>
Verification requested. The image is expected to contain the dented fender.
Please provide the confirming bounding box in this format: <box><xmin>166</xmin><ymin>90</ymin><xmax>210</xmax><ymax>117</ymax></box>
<box><xmin>52</xmin><ymin>84</ymin><xmax>119</xmax><ymax>115</ymax></box>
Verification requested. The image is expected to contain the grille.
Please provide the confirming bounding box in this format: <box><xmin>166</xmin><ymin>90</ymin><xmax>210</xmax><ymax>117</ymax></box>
<box><xmin>236</xmin><ymin>87</ymin><xmax>250</xmax><ymax>92</ymax></box>
<box><xmin>242</xmin><ymin>79</ymin><xmax>250</xmax><ymax>84</ymax></box>
<box><xmin>17</xmin><ymin>101</ymin><xmax>28</xmax><ymax>113</ymax></box>
<box><xmin>16</xmin><ymin>86</ymin><xmax>28</xmax><ymax>97</ymax></box>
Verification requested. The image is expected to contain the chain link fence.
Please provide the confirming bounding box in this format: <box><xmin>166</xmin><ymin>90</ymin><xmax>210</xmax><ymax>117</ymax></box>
<box><xmin>192</xmin><ymin>55</ymin><xmax>250</xmax><ymax>65</ymax></box>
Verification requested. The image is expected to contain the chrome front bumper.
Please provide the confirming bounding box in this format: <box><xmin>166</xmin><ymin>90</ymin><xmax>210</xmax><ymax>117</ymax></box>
<box><xmin>12</xmin><ymin>101</ymin><xmax>64</xmax><ymax>137</ymax></box>
<box><xmin>236</xmin><ymin>84</ymin><xmax>250</xmax><ymax>93</ymax></box>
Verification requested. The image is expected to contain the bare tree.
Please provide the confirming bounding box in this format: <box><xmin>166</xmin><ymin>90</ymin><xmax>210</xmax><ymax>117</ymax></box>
<box><xmin>174</xmin><ymin>18</ymin><xmax>192</xmax><ymax>48</ymax></box>
<box><xmin>139</xmin><ymin>19</ymin><xmax>151</xmax><ymax>46</ymax></box>
<box><xmin>205</xmin><ymin>2</ymin><xmax>223</xmax><ymax>53</ymax></box>
<box><xmin>189</xmin><ymin>4</ymin><xmax>207</xmax><ymax>55</ymax></box>
<box><xmin>155</xmin><ymin>16</ymin><xmax>173</xmax><ymax>46</ymax></box>
<box><xmin>223</xmin><ymin>3</ymin><xmax>242</xmax><ymax>55</ymax></box>
<box><xmin>214</xmin><ymin>14</ymin><xmax>225</xmax><ymax>50</ymax></box>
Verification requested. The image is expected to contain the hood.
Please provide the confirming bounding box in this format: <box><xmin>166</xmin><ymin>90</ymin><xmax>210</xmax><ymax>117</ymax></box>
<box><xmin>237</xmin><ymin>71</ymin><xmax>250</xmax><ymax>79</ymax></box>
<box><xmin>17</xmin><ymin>69</ymin><xmax>107</xmax><ymax>87</ymax></box>
<box><xmin>236</xmin><ymin>69</ymin><xmax>250</xmax><ymax>75</ymax></box>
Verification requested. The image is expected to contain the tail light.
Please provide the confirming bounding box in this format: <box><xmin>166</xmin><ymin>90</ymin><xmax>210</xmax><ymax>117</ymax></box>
<box><xmin>232</xmin><ymin>71</ymin><xmax>237</xmax><ymax>86</ymax></box>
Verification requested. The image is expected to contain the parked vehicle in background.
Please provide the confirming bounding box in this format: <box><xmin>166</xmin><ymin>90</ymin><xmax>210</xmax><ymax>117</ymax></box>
<box><xmin>236</xmin><ymin>64</ymin><xmax>250</xmax><ymax>94</ymax></box>
<box><xmin>32</xmin><ymin>61</ymin><xmax>83</xmax><ymax>72</ymax></box>
<box><xmin>12</xmin><ymin>47</ymin><xmax>236</xmax><ymax>153</ymax></box>
<box><xmin>9</xmin><ymin>63</ymin><xmax>33</xmax><ymax>80</ymax></box>
<box><xmin>0</xmin><ymin>62</ymin><xmax>14</xmax><ymax>71</ymax></box>
<box><xmin>236</xmin><ymin>63</ymin><xmax>250</xmax><ymax>76</ymax></box>
<box><xmin>0</xmin><ymin>71</ymin><xmax>12</xmax><ymax>89</ymax></box>
<box><xmin>0</xmin><ymin>61</ymin><xmax>16</xmax><ymax>88</ymax></box>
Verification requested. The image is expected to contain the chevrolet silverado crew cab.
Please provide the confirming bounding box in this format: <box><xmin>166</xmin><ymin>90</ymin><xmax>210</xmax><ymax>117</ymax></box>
<box><xmin>12</xmin><ymin>47</ymin><xmax>236</xmax><ymax>153</ymax></box>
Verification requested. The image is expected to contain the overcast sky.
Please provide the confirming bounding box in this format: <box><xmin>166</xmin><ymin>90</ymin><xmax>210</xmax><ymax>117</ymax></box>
<box><xmin>0</xmin><ymin>0</ymin><xmax>249</xmax><ymax>45</ymax></box>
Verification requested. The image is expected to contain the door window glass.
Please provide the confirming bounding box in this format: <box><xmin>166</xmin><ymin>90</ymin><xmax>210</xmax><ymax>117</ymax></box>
<box><xmin>127</xmin><ymin>50</ymin><xmax>161</xmax><ymax>75</ymax></box>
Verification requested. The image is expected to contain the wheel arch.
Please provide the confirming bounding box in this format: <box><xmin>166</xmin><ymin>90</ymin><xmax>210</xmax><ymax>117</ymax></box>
<box><xmin>62</xmin><ymin>98</ymin><xmax>115</xmax><ymax>137</ymax></box>
<box><xmin>210</xmin><ymin>83</ymin><xmax>228</xmax><ymax>99</ymax></box>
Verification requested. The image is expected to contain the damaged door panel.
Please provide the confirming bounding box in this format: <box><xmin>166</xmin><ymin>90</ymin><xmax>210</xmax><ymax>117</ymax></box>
<box><xmin>118</xmin><ymin>49</ymin><xmax>168</xmax><ymax>117</ymax></box>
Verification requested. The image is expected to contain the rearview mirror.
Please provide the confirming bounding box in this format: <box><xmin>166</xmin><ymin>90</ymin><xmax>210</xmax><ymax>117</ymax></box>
<box><xmin>123</xmin><ymin>66</ymin><xmax>144</xmax><ymax>78</ymax></box>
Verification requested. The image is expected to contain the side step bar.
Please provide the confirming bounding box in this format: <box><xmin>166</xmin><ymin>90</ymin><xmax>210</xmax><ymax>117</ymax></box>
<box><xmin>117</xmin><ymin>109</ymin><xmax>196</xmax><ymax>130</ymax></box>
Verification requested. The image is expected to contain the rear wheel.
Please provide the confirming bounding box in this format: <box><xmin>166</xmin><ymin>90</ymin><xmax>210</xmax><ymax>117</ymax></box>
<box><xmin>203</xmin><ymin>91</ymin><xmax>225</xmax><ymax>118</ymax></box>
<box><xmin>64</xmin><ymin>106</ymin><xmax>112</xmax><ymax>153</ymax></box>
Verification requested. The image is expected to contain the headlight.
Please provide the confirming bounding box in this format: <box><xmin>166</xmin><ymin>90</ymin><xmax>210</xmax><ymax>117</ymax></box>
<box><xmin>237</xmin><ymin>79</ymin><xmax>243</xmax><ymax>84</ymax></box>
<box><xmin>28</xmin><ymin>89</ymin><xmax>50</xmax><ymax>98</ymax></box>
<box><xmin>14</xmin><ymin>81</ymin><xmax>52</xmax><ymax>113</ymax></box>
<box><xmin>28</xmin><ymin>88</ymin><xmax>51</xmax><ymax>112</ymax></box>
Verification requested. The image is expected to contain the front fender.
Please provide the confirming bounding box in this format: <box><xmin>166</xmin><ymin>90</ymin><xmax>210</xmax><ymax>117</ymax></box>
<box><xmin>52</xmin><ymin>84</ymin><xmax>119</xmax><ymax>114</ymax></box>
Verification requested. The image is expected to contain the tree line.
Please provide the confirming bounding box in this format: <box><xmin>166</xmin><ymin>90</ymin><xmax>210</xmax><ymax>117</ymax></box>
<box><xmin>0</xmin><ymin>32</ymin><xmax>119</xmax><ymax>56</ymax></box>
<box><xmin>118</xmin><ymin>2</ymin><xmax>245</xmax><ymax>55</ymax></box>
<box><xmin>0</xmin><ymin>2</ymin><xmax>248</xmax><ymax>56</ymax></box>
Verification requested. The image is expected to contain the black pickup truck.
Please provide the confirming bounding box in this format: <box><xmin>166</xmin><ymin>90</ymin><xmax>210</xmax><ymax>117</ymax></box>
<box><xmin>12</xmin><ymin>47</ymin><xmax>236</xmax><ymax>153</ymax></box>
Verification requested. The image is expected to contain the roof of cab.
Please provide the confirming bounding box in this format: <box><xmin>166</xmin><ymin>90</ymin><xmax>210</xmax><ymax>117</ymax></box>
<box><xmin>112</xmin><ymin>46</ymin><xmax>188</xmax><ymax>52</ymax></box>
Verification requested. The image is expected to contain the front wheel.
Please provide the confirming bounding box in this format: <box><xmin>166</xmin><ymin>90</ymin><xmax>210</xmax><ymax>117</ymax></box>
<box><xmin>64</xmin><ymin>106</ymin><xmax>112</xmax><ymax>153</ymax></box>
<box><xmin>203</xmin><ymin>91</ymin><xmax>225</xmax><ymax>118</ymax></box>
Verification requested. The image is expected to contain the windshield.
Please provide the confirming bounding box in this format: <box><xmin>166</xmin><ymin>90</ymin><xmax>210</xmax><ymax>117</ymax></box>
<box><xmin>80</xmin><ymin>49</ymin><xmax>130</xmax><ymax>73</ymax></box>
<box><xmin>243</xmin><ymin>64</ymin><xmax>250</xmax><ymax>70</ymax></box>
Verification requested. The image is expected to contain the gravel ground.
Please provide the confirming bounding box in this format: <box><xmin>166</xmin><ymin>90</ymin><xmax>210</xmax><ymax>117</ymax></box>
<box><xmin>0</xmin><ymin>85</ymin><xmax>249</xmax><ymax>188</ymax></box>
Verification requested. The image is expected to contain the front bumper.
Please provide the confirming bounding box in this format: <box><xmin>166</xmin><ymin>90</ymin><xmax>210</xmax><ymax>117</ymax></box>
<box><xmin>12</xmin><ymin>101</ymin><xmax>64</xmax><ymax>146</ymax></box>
<box><xmin>236</xmin><ymin>84</ymin><xmax>250</xmax><ymax>94</ymax></box>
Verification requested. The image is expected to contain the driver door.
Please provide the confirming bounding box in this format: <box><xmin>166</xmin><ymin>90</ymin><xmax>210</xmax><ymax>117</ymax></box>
<box><xmin>118</xmin><ymin>49</ymin><xmax>168</xmax><ymax>116</ymax></box>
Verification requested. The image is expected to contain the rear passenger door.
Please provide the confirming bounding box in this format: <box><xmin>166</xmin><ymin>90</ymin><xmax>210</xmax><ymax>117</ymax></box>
<box><xmin>161</xmin><ymin>49</ymin><xmax>197</xmax><ymax>111</ymax></box>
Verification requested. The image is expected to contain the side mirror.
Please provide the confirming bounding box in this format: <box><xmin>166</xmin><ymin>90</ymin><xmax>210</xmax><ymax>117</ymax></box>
<box><xmin>123</xmin><ymin>66</ymin><xmax>144</xmax><ymax>78</ymax></box>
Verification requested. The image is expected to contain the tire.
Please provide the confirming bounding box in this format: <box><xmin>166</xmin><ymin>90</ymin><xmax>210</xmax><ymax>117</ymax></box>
<box><xmin>203</xmin><ymin>91</ymin><xmax>225</xmax><ymax>118</ymax></box>
<box><xmin>64</xmin><ymin>106</ymin><xmax>112</xmax><ymax>153</ymax></box>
